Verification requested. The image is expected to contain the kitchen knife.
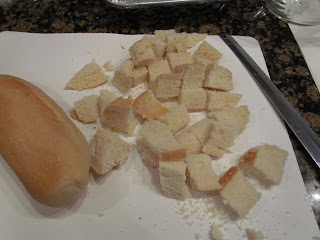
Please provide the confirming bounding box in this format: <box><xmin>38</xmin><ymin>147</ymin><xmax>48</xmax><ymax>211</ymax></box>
<box><xmin>220</xmin><ymin>34</ymin><xmax>320</xmax><ymax>168</ymax></box>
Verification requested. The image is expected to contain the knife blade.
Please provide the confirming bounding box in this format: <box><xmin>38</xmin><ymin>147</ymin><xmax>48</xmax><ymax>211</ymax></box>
<box><xmin>220</xmin><ymin>34</ymin><xmax>320</xmax><ymax>168</ymax></box>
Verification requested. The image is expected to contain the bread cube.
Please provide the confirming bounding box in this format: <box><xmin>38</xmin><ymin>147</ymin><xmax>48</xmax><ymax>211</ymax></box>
<box><xmin>175</xmin><ymin>63</ymin><xmax>206</xmax><ymax>89</ymax></box>
<box><xmin>159</xmin><ymin>160</ymin><xmax>191</xmax><ymax>200</ymax></box>
<box><xmin>167</xmin><ymin>52</ymin><xmax>193</xmax><ymax>71</ymax></box>
<box><xmin>74</xmin><ymin>95</ymin><xmax>99</xmax><ymax>123</ymax></box>
<box><xmin>99</xmin><ymin>90</ymin><xmax>118</xmax><ymax>122</ymax></box>
<box><xmin>112</xmin><ymin>61</ymin><xmax>134</xmax><ymax>94</ymax></box>
<box><xmin>185</xmin><ymin>118</ymin><xmax>213</xmax><ymax>145</ymax></box>
<box><xmin>148</xmin><ymin>60</ymin><xmax>172</xmax><ymax>83</ymax></box>
<box><xmin>175</xmin><ymin>131</ymin><xmax>201</xmax><ymax>154</ymax></box>
<box><xmin>193</xmin><ymin>41</ymin><xmax>222</xmax><ymax>66</ymax></box>
<box><xmin>219</xmin><ymin>167</ymin><xmax>261</xmax><ymax>217</ymax></box>
<box><xmin>151</xmin><ymin>73</ymin><xmax>182</xmax><ymax>99</ymax></box>
<box><xmin>185</xmin><ymin>154</ymin><xmax>221</xmax><ymax>191</ymax></box>
<box><xmin>137</xmin><ymin>137</ymin><xmax>160</xmax><ymax>167</ymax></box>
<box><xmin>179</xmin><ymin>88</ymin><xmax>207</xmax><ymax>110</ymax></box>
<box><xmin>207</xmin><ymin>91</ymin><xmax>242</xmax><ymax>111</ymax></box>
<box><xmin>101</xmin><ymin>96</ymin><xmax>137</xmax><ymax>135</ymax></box>
<box><xmin>204</xmin><ymin>64</ymin><xmax>233</xmax><ymax>91</ymax></box>
<box><xmin>207</xmin><ymin>105</ymin><xmax>250</xmax><ymax>134</ymax></box>
<box><xmin>132</xmin><ymin>65</ymin><xmax>148</xmax><ymax>87</ymax></box>
<box><xmin>138</xmin><ymin>120</ymin><xmax>187</xmax><ymax>162</ymax></box>
<box><xmin>187</xmin><ymin>33</ymin><xmax>207</xmax><ymax>48</ymax></box>
<box><xmin>238</xmin><ymin>144</ymin><xmax>288</xmax><ymax>186</ymax></box>
<box><xmin>65</xmin><ymin>62</ymin><xmax>108</xmax><ymax>90</ymax></box>
<box><xmin>158</xmin><ymin>103</ymin><xmax>191</xmax><ymax>133</ymax></box>
<box><xmin>90</xmin><ymin>128</ymin><xmax>131</xmax><ymax>175</ymax></box>
<box><xmin>129</xmin><ymin>36</ymin><xmax>166</xmax><ymax>66</ymax></box>
<box><xmin>166</xmin><ymin>33</ymin><xmax>189</xmax><ymax>53</ymax></box>
<box><xmin>246</xmin><ymin>228</ymin><xmax>265</xmax><ymax>240</ymax></box>
<box><xmin>202</xmin><ymin>121</ymin><xmax>241</xmax><ymax>158</ymax></box>
<box><xmin>133</xmin><ymin>90</ymin><xmax>169</xmax><ymax>120</ymax></box>
<box><xmin>154</xmin><ymin>29</ymin><xmax>176</xmax><ymax>42</ymax></box>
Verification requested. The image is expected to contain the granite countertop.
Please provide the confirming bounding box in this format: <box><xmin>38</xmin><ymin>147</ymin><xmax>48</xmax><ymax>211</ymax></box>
<box><xmin>1</xmin><ymin>0</ymin><xmax>320</xmax><ymax>226</ymax></box>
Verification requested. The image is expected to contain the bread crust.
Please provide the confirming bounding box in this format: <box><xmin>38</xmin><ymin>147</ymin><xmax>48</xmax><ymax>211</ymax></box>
<box><xmin>0</xmin><ymin>75</ymin><xmax>91</xmax><ymax>207</ymax></box>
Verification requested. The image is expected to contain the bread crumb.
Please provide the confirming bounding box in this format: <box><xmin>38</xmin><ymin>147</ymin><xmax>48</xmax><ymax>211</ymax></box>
<box><xmin>194</xmin><ymin>233</ymin><xmax>201</xmax><ymax>240</ymax></box>
<box><xmin>103</xmin><ymin>60</ymin><xmax>115</xmax><ymax>71</ymax></box>
<box><xmin>121</xmin><ymin>45</ymin><xmax>125</xmax><ymax>49</ymax></box>
<box><xmin>211</xmin><ymin>225</ymin><xmax>224</xmax><ymax>240</ymax></box>
<box><xmin>98</xmin><ymin>213</ymin><xmax>104</xmax><ymax>217</ymax></box>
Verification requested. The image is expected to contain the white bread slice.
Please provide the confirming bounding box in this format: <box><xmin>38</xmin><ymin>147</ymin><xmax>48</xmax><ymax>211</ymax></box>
<box><xmin>246</xmin><ymin>228</ymin><xmax>265</xmax><ymax>240</ymax></box>
<box><xmin>174</xmin><ymin>63</ymin><xmax>206</xmax><ymax>90</ymax></box>
<box><xmin>192</xmin><ymin>41</ymin><xmax>222</xmax><ymax>66</ymax></box>
<box><xmin>175</xmin><ymin>131</ymin><xmax>201</xmax><ymax>154</ymax></box>
<box><xmin>133</xmin><ymin>90</ymin><xmax>169</xmax><ymax>120</ymax></box>
<box><xmin>159</xmin><ymin>160</ymin><xmax>191</xmax><ymax>200</ymax></box>
<box><xmin>99</xmin><ymin>90</ymin><xmax>118</xmax><ymax>122</ymax></box>
<box><xmin>167</xmin><ymin>52</ymin><xmax>194</xmax><ymax>71</ymax></box>
<box><xmin>219</xmin><ymin>167</ymin><xmax>261</xmax><ymax>217</ymax></box>
<box><xmin>185</xmin><ymin>118</ymin><xmax>213</xmax><ymax>145</ymax></box>
<box><xmin>185</xmin><ymin>154</ymin><xmax>221</xmax><ymax>191</ymax></box>
<box><xmin>206</xmin><ymin>91</ymin><xmax>242</xmax><ymax>111</ymax></box>
<box><xmin>187</xmin><ymin>33</ymin><xmax>207</xmax><ymax>48</ymax></box>
<box><xmin>179</xmin><ymin>88</ymin><xmax>207</xmax><ymax>110</ymax></box>
<box><xmin>90</xmin><ymin>128</ymin><xmax>130</xmax><ymax>175</ymax></box>
<box><xmin>112</xmin><ymin>60</ymin><xmax>134</xmax><ymax>94</ymax></box>
<box><xmin>207</xmin><ymin>105</ymin><xmax>250</xmax><ymax>134</ymax></box>
<box><xmin>74</xmin><ymin>95</ymin><xmax>99</xmax><ymax>123</ymax></box>
<box><xmin>148</xmin><ymin>60</ymin><xmax>172</xmax><ymax>83</ymax></box>
<box><xmin>138</xmin><ymin>120</ymin><xmax>187</xmax><ymax>161</ymax></box>
<box><xmin>204</xmin><ymin>64</ymin><xmax>233</xmax><ymax>91</ymax></box>
<box><xmin>129</xmin><ymin>36</ymin><xmax>166</xmax><ymax>66</ymax></box>
<box><xmin>202</xmin><ymin>121</ymin><xmax>241</xmax><ymax>158</ymax></box>
<box><xmin>101</xmin><ymin>96</ymin><xmax>137</xmax><ymax>135</ymax></box>
<box><xmin>238</xmin><ymin>144</ymin><xmax>288</xmax><ymax>186</ymax></box>
<box><xmin>158</xmin><ymin>103</ymin><xmax>191</xmax><ymax>133</ymax></box>
<box><xmin>151</xmin><ymin>72</ymin><xmax>182</xmax><ymax>99</ymax></box>
<box><xmin>166</xmin><ymin>33</ymin><xmax>189</xmax><ymax>53</ymax></box>
<box><xmin>103</xmin><ymin>61</ymin><xmax>115</xmax><ymax>71</ymax></box>
<box><xmin>154</xmin><ymin>29</ymin><xmax>176</xmax><ymax>42</ymax></box>
<box><xmin>132</xmin><ymin>65</ymin><xmax>148</xmax><ymax>87</ymax></box>
<box><xmin>65</xmin><ymin>62</ymin><xmax>108</xmax><ymax>90</ymax></box>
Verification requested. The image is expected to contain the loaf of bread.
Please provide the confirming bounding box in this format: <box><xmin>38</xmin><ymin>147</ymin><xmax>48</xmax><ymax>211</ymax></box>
<box><xmin>0</xmin><ymin>75</ymin><xmax>91</xmax><ymax>207</ymax></box>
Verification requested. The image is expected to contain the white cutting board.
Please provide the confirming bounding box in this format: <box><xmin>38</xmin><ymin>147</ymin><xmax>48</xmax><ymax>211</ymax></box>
<box><xmin>0</xmin><ymin>32</ymin><xmax>318</xmax><ymax>240</ymax></box>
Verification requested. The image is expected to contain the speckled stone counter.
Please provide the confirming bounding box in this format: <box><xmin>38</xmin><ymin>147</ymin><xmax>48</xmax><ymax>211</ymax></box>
<box><xmin>1</xmin><ymin>0</ymin><xmax>320</xmax><ymax>227</ymax></box>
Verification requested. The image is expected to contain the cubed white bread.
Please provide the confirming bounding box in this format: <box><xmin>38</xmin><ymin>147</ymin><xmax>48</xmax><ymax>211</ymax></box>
<box><xmin>133</xmin><ymin>90</ymin><xmax>169</xmax><ymax>120</ymax></box>
<box><xmin>138</xmin><ymin>120</ymin><xmax>187</xmax><ymax>161</ymax></box>
<box><xmin>129</xmin><ymin>36</ymin><xmax>166</xmax><ymax>66</ymax></box>
<box><xmin>202</xmin><ymin>121</ymin><xmax>241</xmax><ymax>158</ymax></box>
<box><xmin>206</xmin><ymin>91</ymin><xmax>242</xmax><ymax>111</ymax></box>
<box><xmin>185</xmin><ymin>154</ymin><xmax>221</xmax><ymax>191</ymax></box>
<box><xmin>99</xmin><ymin>90</ymin><xmax>118</xmax><ymax>122</ymax></box>
<box><xmin>207</xmin><ymin>105</ymin><xmax>250</xmax><ymax>134</ymax></box>
<box><xmin>185</xmin><ymin>118</ymin><xmax>213</xmax><ymax>145</ymax></box>
<box><xmin>65</xmin><ymin>62</ymin><xmax>108</xmax><ymax>90</ymax></box>
<box><xmin>112</xmin><ymin>60</ymin><xmax>134</xmax><ymax>94</ymax></box>
<box><xmin>219</xmin><ymin>167</ymin><xmax>261</xmax><ymax>217</ymax></box>
<box><xmin>137</xmin><ymin>137</ymin><xmax>160</xmax><ymax>167</ymax></box>
<box><xmin>151</xmin><ymin>72</ymin><xmax>182</xmax><ymax>99</ymax></box>
<box><xmin>148</xmin><ymin>60</ymin><xmax>172</xmax><ymax>83</ymax></box>
<box><xmin>159</xmin><ymin>160</ymin><xmax>191</xmax><ymax>200</ymax></box>
<box><xmin>101</xmin><ymin>96</ymin><xmax>137</xmax><ymax>135</ymax></box>
<box><xmin>166</xmin><ymin>33</ymin><xmax>189</xmax><ymax>53</ymax></box>
<box><xmin>74</xmin><ymin>95</ymin><xmax>99</xmax><ymax>123</ymax></box>
<box><xmin>238</xmin><ymin>144</ymin><xmax>288</xmax><ymax>186</ymax></box>
<box><xmin>132</xmin><ymin>65</ymin><xmax>148</xmax><ymax>87</ymax></box>
<box><xmin>187</xmin><ymin>33</ymin><xmax>207</xmax><ymax>48</ymax></box>
<box><xmin>154</xmin><ymin>29</ymin><xmax>176</xmax><ymax>42</ymax></box>
<box><xmin>167</xmin><ymin>52</ymin><xmax>194</xmax><ymax>71</ymax></box>
<box><xmin>90</xmin><ymin>128</ymin><xmax>131</xmax><ymax>175</ymax></box>
<box><xmin>204</xmin><ymin>64</ymin><xmax>233</xmax><ymax>91</ymax></box>
<box><xmin>103</xmin><ymin>60</ymin><xmax>115</xmax><ymax>71</ymax></box>
<box><xmin>174</xmin><ymin>63</ymin><xmax>206</xmax><ymax>89</ymax></box>
<box><xmin>179</xmin><ymin>88</ymin><xmax>207</xmax><ymax>110</ymax></box>
<box><xmin>175</xmin><ymin>131</ymin><xmax>201</xmax><ymax>154</ymax></box>
<box><xmin>192</xmin><ymin>41</ymin><xmax>222</xmax><ymax>66</ymax></box>
<box><xmin>246</xmin><ymin>228</ymin><xmax>265</xmax><ymax>240</ymax></box>
<box><xmin>158</xmin><ymin>103</ymin><xmax>191</xmax><ymax>133</ymax></box>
